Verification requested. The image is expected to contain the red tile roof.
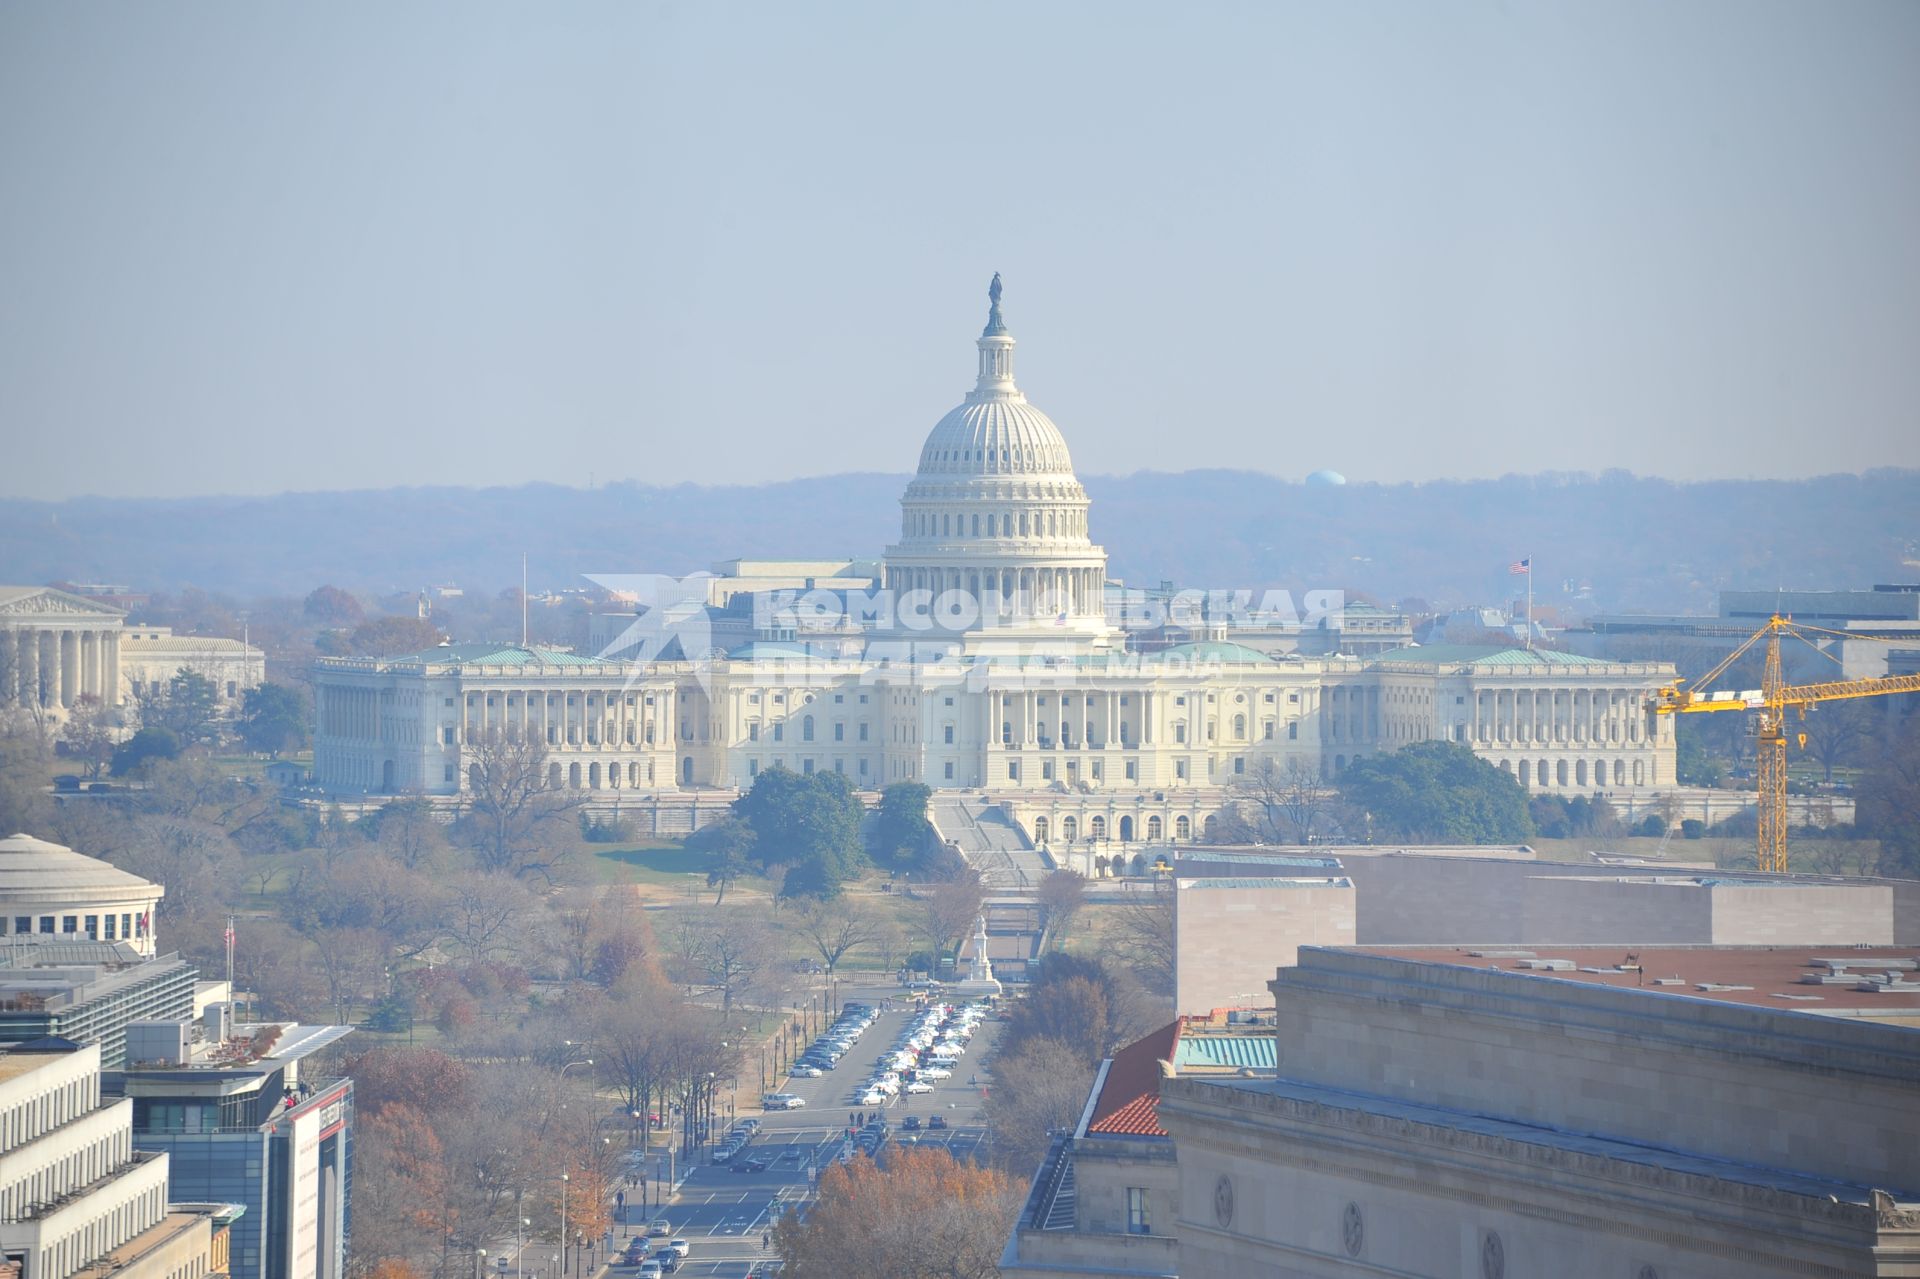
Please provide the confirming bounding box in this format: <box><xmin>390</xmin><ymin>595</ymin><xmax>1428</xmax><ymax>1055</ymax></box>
<box><xmin>1085</xmin><ymin>1020</ymin><xmax>1181</xmax><ymax>1137</ymax></box>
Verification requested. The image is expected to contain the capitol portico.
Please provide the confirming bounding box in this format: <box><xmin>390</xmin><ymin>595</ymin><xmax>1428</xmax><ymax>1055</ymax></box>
<box><xmin>309</xmin><ymin>280</ymin><xmax>1679</xmax><ymax>835</ymax></box>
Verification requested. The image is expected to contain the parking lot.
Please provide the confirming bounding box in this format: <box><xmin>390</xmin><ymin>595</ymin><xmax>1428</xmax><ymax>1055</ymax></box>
<box><xmin>603</xmin><ymin>984</ymin><xmax>1001</xmax><ymax>1279</ymax></box>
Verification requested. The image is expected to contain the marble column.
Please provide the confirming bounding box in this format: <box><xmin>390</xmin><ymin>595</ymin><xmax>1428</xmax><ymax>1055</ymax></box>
<box><xmin>57</xmin><ymin>631</ymin><xmax>75</xmax><ymax>707</ymax></box>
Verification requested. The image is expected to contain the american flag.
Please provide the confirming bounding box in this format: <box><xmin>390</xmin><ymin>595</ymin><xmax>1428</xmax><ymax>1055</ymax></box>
<box><xmin>1509</xmin><ymin>558</ymin><xmax>1531</xmax><ymax>575</ymax></box>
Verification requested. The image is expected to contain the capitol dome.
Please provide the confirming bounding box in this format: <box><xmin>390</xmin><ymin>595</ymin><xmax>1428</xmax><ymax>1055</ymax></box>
<box><xmin>882</xmin><ymin>277</ymin><xmax>1112</xmax><ymax>651</ymax></box>
<box><xmin>915</xmin><ymin>396</ymin><xmax>1076</xmax><ymax>479</ymax></box>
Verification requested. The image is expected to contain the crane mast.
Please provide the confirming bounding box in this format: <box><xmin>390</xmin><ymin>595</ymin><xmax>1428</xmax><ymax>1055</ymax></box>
<box><xmin>1648</xmin><ymin>615</ymin><xmax>1920</xmax><ymax>873</ymax></box>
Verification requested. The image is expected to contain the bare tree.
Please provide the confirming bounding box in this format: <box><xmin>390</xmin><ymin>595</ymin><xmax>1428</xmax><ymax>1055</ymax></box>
<box><xmin>1035</xmin><ymin>869</ymin><xmax>1088</xmax><ymax>946</ymax></box>
<box><xmin>788</xmin><ymin>897</ymin><xmax>883</xmax><ymax>975</ymax></box>
<box><xmin>442</xmin><ymin>871</ymin><xmax>537</xmax><ymax>964</ymax></box>
<box><xmin>984</xmin><ymin>1036</ymin><xmax>1099</xmax><ymax>1173</ymax></box>
<box><xmin>692</xmin><ymin>908</ymin><xmax>775</xmax><ymax>1016</ymax></box>
<box><xmin>1224</xmin><ymin>756</ymin><xmax>1340</xmax><ymax>844</ymax></box>
<box><xmin>59</xmin><ymin>694</ymin><xmax>116</xmax><ymax>780</ymax></box>
<box><xmin>1109</xmin><ymin>879</ymin><xmax>1175</xmax><ymax>997</ymax></box>
<box><xmin>918</xmin><ymin>872</ymin><xmax>985</xmax><ymax>970</ymax></box>
<box><xmin>453</xmin><ymin>729</ymin><xmax>584</xmax><ymax>884</ymax></box>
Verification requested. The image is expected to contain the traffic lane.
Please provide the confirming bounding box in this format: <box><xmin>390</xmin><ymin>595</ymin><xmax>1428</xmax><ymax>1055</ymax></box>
<box><xmin>649</xmin><ymin>1185</ymin><xmax>777</xmax><ymax>1239</ymax></box>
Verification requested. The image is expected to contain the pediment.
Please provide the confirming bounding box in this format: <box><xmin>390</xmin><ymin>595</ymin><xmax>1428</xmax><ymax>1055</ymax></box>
<box><xmin>0</xmin><ymin>587</ymin><xmax>129</xmax><ymax>621</ymax></box>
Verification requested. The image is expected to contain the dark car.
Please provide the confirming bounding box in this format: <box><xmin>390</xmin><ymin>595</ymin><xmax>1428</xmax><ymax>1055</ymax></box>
<box><xmin>621</xmin><ymin>1240</ymin><xmax>649</xmax><ymax>1265</ymax></box>
<box><xmin>928</xmin><ymin>1115</ymin><xmax>948</xmax><ymax>1130</ymax></box>
<box><xmin>731</xmin><ymin>1156</ymin><xmax>769</xmax><ymax>1173</ymax></box>
<box><xmin>901</xmin><ymin>1115</ymin><xmax>921</xmax><ymax>1131</ymax></box>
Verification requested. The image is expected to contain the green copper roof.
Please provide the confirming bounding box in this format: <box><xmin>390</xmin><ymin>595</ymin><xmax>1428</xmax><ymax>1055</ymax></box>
<box><xmin>1155</xmin><ymin>641</ymin><xmax>1277</xmax><ymax>665</ymax></box>
<box><xmin>1174</xmin><ymin>1035</ymin><xmax>1277</xmax><ymax>1071</ymax></box>
<box><xmin>1366</xmin><ymin>645</ymin><xmax>1608</xmax><ymax>669</ymax></box>
<box><xmin>395</xmin><ymin>644</ymin><xmax>606</xmax><ymax>667</ymax></box>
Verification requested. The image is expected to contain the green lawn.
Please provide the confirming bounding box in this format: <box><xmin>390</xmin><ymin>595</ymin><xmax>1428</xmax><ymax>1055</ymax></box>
<box><xmin>591</xmin><ymin>843</ymin><xmax>778</xmax><ymax>896</ymax></box>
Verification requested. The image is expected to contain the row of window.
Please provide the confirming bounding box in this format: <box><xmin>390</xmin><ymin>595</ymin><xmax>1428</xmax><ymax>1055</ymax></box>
<box><xmin>1032</xmin><ymin>814</ymin><xmax>1202</xmax><ymax>843</ymax></box>
<box><xmin>747</xmin><ymin>717</ymin><xmax>869</xmax><ymax>743</ymax></box>
<box><xmin>907</xmin><ymin>507</ymin><xmax>1087</xmax><ymax>539</ymax></box>
<box><xmin>3</xmin><ymin>912</ymin><xmax>146</xmax><ymax>940</ymax></box>
<box><xmin>0</xmin><ymin>1070</ymin><xmax>94</xmax><ymax>1156</ymax></box>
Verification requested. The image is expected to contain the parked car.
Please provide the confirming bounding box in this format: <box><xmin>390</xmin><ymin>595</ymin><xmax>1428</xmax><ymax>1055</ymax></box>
<box><xmin>928</xmin><ymin>1114</ymin><xmax>948</xmax><ymax>1129</ymax></box>
<box><xmin>901</xmin><ymin>1115</ymin><xmax>921</xmax><ymax>1130</ymax></box>
<box><xmin>790</xmin><ymin>1064</ymin><xmax>824</xmax><ymax>1078</ymax></box>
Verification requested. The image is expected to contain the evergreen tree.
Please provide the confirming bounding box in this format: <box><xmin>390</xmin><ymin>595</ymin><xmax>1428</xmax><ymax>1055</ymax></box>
<box><xmin>1337</xmin><ymin>740</ymin><xmax>1534</xmax><ymax>844</ymax></box>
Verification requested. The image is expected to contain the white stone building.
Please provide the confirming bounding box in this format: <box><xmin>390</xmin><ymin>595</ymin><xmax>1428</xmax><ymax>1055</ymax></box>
<box><xmin>0</xmin><ymin>1041</ymin><xmax>215</xmax><ymax>1279</ymax></box>
<box><xmin>1159</xmin><ymin>946</ymin><xmax>1920</xmax><ymax>1277</ymax></box>
<box><xmin>0</xmin><ymin>836</ymin><xmax>165</xmax><ymax>958</ymax></box>
<box><xmin>309</xmin><ymin>281</ymin><xmax>1678</xmax><ymax>831</ymax></box>
<box><xmin>0</xmin><ymin>590</ymin><xmax>125</xmax><ymax>720</ymax></box>
<box><xmin>116</xmin><ymin>629</ymin><xmax>263</xmax><ymax>710</ymax></box>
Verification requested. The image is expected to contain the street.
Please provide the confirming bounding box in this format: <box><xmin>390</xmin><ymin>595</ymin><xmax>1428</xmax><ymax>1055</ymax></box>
<box><xmin>599</xmin><ymin>983</ymin><xmax>1002</xmax><ymax>1278</ymax></box>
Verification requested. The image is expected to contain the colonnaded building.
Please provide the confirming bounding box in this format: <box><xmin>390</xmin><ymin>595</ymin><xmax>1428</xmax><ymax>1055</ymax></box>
<box><xmin>311</xmin><ymin>280</ymin><xmax>1677</xmax><ymax>841</ymax></box>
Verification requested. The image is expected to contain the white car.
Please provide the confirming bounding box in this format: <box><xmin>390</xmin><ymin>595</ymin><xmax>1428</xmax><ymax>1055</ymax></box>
<box><xmin>919</xmin><ymin>1065</ymin><xmax>952</xmax><ymax>1080</ymax></box>
<box><xmin>860</xmin><ymin>1089</ymin><xmax>887</xmax><ymax>1107</ymax></box>
<box><xmin>790</xmin><ymin>1064</ymin><xmax>824</xmax><ymax>1078</ymax></box>
<box><xmin>904</xmin><ymin>1080</ymin><xmax>935</xmax><ymax>1094</ymax></box>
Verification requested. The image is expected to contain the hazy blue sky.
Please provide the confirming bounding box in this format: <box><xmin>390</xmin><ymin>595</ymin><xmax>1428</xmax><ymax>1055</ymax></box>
<box><xmin>2</xmin><ymin>2</ymin><xmax>1916</xmax><ymax>499</ymax></box>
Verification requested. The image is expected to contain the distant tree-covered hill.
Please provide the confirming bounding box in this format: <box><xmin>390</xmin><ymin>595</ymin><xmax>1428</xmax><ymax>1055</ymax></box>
<box><xmin>2</xmin><ymin>468</ymin><xmax>1914</xmax><ymax>616</ymax></box>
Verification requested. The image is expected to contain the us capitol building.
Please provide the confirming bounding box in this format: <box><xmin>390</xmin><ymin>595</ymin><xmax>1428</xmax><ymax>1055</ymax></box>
<box><xmin>311</xmin><ymin>280</ymin><xmax>1676</xmax><ymax>843</ymax></box>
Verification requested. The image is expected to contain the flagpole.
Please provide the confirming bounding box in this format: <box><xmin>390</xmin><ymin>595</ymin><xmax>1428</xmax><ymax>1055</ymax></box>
<box><xmin>522</xmin><ymin>553</ymin><xmax>529</xmax><ymax>649</ymax></box>
<box><xmin>224</xmin><ymin>914</ymin><xmax>236</xmax><ymax>1027</ymax></box>
<box><xmin>1526</xmin><ymin>559</ymin><xmax>1534</xmax><ymax>651</ymax></box>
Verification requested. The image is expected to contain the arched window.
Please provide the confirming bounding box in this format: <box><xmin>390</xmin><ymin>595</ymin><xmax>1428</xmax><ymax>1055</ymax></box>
<box><xmin>568</xmin><ymin>763</ymin><xmax>582</xmax><ymax>788</ymax></box>
<box><xmin>682</xmin><ymin>757</ymin><xmax>694</xmax><ymax>785</ymax></box>
<box><xmin>803</xmin><ymin>715</ymin><xmax>815</xmax><ymax>742</ymax></box>
<box><xmin>468</xmin><ymin>763</ymin><xmax>482</xmax><ymax>790</ymax></box>
<box><xmin>548</xmin><ymin>763</ymin><xmax>562</xmax><ymax>787</ymax></box>
<box><xmin>1175</xmin><ymin>816</ymin><xmax>1191</xmax><ymax>840</ymax></box>
<box><xmin>1233</xmin><ymin>714</ymin><xmax>1246</xmax><ymax>740</ymax></box>
<box><xmin>1517</xmin><ymin>759</ymin><xmax>1531</xmax><ymax>788</ymax></box>
<box><xmin>1203</xmin><ymin>814</ymin><xmax>1218</xmax><ymax>840</ymax></box>
<box><xmin>1090</xmin><ymin>815</ymin><xmax>1107</xmax><ymax>840</ymax></box>
<box><xmin>1062</xmin><ymin>815</ymin><xmax>1078</xmax><ymax>842</ymax></box>
<box><xmin>1119</xmin><ymin>816</ymin><xmax>1134</xmax><ymax>841</ymax></box>
<box><xmin>1033</xmin><ymin>816</ymin><xmax>1050</xmax><ymax>844</ymax></box>
<box><xmin>1002</xmin><ymin>721</ymin><xmax>1013</xmax><ymax>745</ymax></box>
<box><xmin>1147</xmin><ymin>815</ymin><xmax>1163</xmax><ymax>840</ymax></box>
<box><xmin>589</xmin><ymin>763</ymin><xmax>601</xmax><ymax>789</ymax></box>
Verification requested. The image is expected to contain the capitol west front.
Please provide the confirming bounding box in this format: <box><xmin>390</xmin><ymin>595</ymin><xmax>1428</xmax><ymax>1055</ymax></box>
<box><xmin>311</xmin><ymin>283</ymin><xmax>1677</xmax><ymax>844</ymax></box>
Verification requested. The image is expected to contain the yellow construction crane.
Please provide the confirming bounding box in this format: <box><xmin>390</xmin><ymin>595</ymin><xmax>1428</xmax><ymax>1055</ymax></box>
<box><xmin>1648</xmin><ymin>614</ymin><xmax>1920</xmax><ymax>872</ymax></box>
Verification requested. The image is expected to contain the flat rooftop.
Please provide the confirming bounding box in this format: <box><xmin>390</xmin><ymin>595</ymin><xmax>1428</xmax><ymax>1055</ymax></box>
<box><xmin>0</xmin><ymin>1048</ymin><xmax>71</xmax><ymax>1085</ymax></box>
<box><xmin>1350</xmin><ymin>945</ymin><xmax>1920</xmax><ymax>1020</ymax></box>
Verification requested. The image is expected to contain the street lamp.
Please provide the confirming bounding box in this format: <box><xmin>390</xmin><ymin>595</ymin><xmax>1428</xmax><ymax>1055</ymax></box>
<box><xmin>516</xmin><ymin>1219</ymin><xmax>530</xmax><ymax>1279</ymax></box>
<box><xmin>558</xmin><ymin>1173</ymin><xmax>570</xmax><ymax>1278</ymax></box>
<box><xmin>475</xmin><ymin>1249</ymin><xmax>486</xmax><ymax>1279</ymax></box>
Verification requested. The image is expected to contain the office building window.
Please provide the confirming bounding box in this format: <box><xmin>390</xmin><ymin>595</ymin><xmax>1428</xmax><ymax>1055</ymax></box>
<box><xmin>1127</xmin><ymin>1188</ymin><xmax>1151</xmax><ymax>1235</ymax></box>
